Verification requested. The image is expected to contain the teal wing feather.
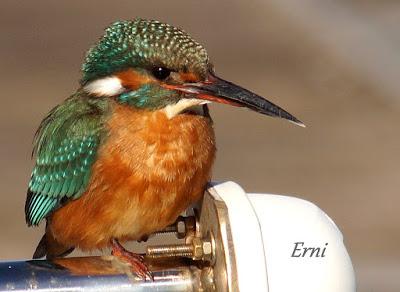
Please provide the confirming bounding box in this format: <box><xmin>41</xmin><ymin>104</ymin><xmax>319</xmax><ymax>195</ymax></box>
<box><xmin>25</xmin><ymin>95</ymin><xmax>109</xmax><ymax>226</ymax></box>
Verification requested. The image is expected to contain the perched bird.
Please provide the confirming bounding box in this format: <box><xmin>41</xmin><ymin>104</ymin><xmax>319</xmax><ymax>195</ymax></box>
<box><xmin>25</xmin><ymin>19</ymin><xmax>303</xmax><ymax>279</ymax></box>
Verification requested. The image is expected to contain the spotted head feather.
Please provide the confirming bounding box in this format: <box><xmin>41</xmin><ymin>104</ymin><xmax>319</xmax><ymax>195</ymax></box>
<box><xmin>82</xmin><ymin>19</ymin><xmax>209</xmax><ymax>83</ymax></box>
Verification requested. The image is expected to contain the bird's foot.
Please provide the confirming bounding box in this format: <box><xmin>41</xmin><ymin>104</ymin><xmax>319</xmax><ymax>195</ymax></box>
<box><xmin>111</xmin><ymin>239</ymin><xmax>153</xmax><ymax>281</ymax></box>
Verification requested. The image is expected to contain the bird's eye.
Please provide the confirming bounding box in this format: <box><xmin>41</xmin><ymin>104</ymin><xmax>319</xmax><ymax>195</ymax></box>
<box><xmin>152</xmin><ymin>67</ymin><xmax>171</xmax><ymax>80</ymax></box>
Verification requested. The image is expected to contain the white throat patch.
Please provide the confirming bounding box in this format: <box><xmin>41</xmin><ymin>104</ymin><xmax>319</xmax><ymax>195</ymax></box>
<box><xmin>84</xmin><ymin>76</ymin><xmax>124</xmax><ymax>97</ymax></box>
<box><xmin>164</xmin><ymin>99</ymin><xmax>210</xmax><ymax>119</ymax></box>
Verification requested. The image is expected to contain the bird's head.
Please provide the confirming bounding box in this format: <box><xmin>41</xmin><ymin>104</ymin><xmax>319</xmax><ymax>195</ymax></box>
<box><xmin>81</xmin><ymin>19</ymin><xmax>303</xmax><ymax>126</ymax></box>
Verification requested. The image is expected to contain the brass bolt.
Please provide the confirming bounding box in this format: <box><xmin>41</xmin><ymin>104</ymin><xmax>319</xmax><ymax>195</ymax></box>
<box><xmin>146</xmin><ymin>244</ymin><xmax>193</xmax><ymax>259</ymax></box>
<box><xmin>146</xmin><ymin>234</ymin><xmax>214</xmax><ymax>262</ymax></box>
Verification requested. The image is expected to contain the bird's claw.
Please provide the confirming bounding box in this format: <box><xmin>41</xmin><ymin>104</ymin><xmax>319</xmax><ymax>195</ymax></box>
<box><xmin>111</xmin><ymin>239</ymin><xmax>153</xmax><ymax>281</ymax></box>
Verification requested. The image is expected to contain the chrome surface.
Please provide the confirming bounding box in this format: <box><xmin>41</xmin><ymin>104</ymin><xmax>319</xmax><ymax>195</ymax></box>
<box><xmin>0</xmin><ymin>257</ymin><xmax>197</xmax><ymax>292</ymax></box>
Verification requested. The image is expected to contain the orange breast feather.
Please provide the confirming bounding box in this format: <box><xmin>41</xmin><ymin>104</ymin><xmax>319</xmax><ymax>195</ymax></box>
<box><xmin>49</xmin><ymin>103</ymin><xmax>216</xmax><ymax>251</ymax></box>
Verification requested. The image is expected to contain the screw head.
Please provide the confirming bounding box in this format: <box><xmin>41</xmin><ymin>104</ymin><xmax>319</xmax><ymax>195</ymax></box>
<box><xmin>202</xmin><ymin>231</ymin><xmax>215</xmax><ymax>263</ymax></box>
<box><xmin>176</xmin><ymin>220</ymin><xmax>186</xmax><ymax>239</ymax></box>
<box><xmin>203</xmin><ymin>241</ymin><xmax>212</xmax><ymax>256</ymax></box>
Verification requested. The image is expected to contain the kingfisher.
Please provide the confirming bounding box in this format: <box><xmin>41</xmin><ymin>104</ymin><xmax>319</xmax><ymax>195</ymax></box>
<box><xmin>25</xmin><ymin>19</ymin><xmax>303</xmax><ymax>279</ymax></box>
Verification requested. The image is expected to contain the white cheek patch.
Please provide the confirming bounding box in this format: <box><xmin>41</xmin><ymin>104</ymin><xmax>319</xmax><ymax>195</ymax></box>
<box><xmin>164</xmin><ymin>99</ymin><xmax>210</xmax><ymax>119</ymax></box>
<box><xmin>84</xmin><ymin>76</ymin><xmax>125</xmax><ymax>97</ymax></box>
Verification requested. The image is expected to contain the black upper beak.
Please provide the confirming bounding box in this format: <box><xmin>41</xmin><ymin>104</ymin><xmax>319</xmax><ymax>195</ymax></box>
<box><xmin>165</xmin><ymin>71</ymin><xmax>305</xmax><ymax>127</ymax></box>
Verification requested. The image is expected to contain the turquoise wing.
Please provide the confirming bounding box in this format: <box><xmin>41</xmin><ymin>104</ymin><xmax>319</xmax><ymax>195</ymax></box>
<box><xmin>25</xmin><ymin>136</ymin><xmax>100</xmax><ymax>226</ymax></box>
<box><xmin>25</xmin><ymin>96</ymin><xmax>108</xmax><ymax>226</ymax></box>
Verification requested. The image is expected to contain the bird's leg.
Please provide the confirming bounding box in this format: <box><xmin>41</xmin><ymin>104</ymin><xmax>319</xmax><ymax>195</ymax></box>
<box><xmin>110</xmin><ymin>238</ymin><xmax>153</xmax><ymax>281</ymax></box>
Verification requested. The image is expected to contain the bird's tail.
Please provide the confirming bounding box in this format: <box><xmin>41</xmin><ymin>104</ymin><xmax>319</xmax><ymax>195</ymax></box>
<box><xmin>33</xmin><ymin>232</ymin><xmax>74</xmax><ymax>259</ymax></box>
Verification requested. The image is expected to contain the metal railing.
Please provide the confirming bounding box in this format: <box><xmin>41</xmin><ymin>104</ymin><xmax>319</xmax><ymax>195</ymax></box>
<box><xmin>0</xmin><ymin>257</ymin><xmax>199</xmax><ymax>292</ymax></box>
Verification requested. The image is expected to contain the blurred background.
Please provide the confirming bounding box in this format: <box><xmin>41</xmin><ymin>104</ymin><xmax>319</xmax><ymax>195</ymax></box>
<box><xmin>1</xmin><ymin>0</ymin><xmax>399</xmax><ymax>291</ymax></box>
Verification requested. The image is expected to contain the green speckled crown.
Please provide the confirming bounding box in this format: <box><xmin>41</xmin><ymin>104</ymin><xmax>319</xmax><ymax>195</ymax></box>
<box><xmin>82</xmin><ymin>19</ymin><xmax>209</xmax><ymax>83</ymax></box>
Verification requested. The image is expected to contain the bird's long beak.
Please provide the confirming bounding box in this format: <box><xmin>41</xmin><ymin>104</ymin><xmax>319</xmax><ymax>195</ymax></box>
<box><xmin>164</xmin><ymin>71</ymin><xmax>305</xmax><ymax>127</ymax></box>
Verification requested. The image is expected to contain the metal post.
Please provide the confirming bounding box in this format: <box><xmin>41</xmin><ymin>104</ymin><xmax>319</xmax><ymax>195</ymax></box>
<box><xmin>0</xmin><ymin>257</ymin><xmax>199</xmax><ymax>292</ymax></box>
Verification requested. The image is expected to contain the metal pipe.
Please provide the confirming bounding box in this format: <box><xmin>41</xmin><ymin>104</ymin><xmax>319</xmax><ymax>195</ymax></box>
<box><xmin>0</xmin><ymin>257</ymin><xmax>198</xmax><ymax>292</ymax></box>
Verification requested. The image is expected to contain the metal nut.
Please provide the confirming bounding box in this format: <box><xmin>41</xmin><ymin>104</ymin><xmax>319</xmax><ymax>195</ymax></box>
<box><xmin>192</xmin><ymin>237</ymin><xmax>203</xmax><ymax>259</ymax></box>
